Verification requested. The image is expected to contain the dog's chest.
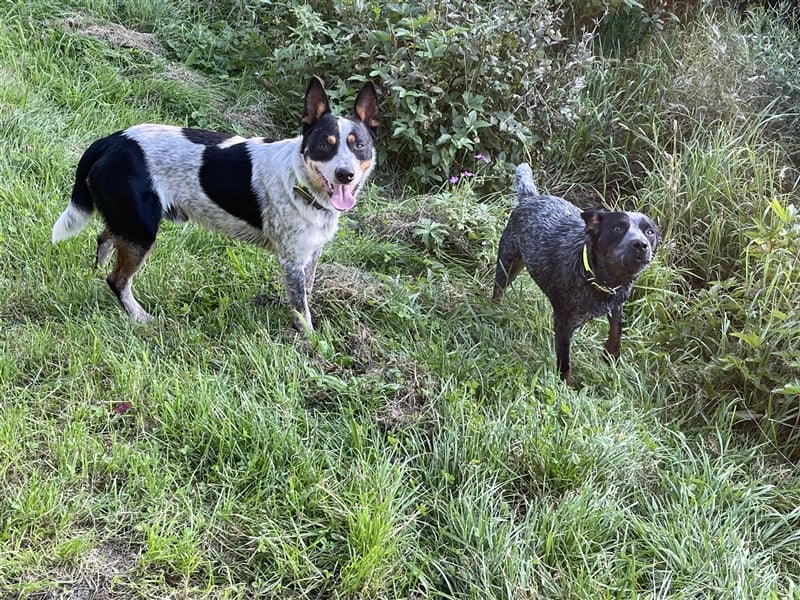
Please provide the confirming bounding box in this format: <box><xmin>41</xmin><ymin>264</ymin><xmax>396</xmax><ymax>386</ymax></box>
<box><xmin>266</xmin><ymin>209</ymin><xmax>339</xmax><ymax>255</ymax></box>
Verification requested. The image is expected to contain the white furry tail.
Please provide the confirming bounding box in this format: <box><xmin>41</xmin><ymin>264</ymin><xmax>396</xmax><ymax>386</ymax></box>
<box><xmin>51</xmin><ymin>203</ymin><xmax>92</xmax><ymax>243</ymax></box>
<box><xmin>515</xmin><ymin>163</ymin><xmax>538</xmax><ymax>198</ymax></box>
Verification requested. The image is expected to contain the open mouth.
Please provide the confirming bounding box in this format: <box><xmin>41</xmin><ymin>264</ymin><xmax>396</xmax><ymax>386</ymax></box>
<box><xmin>315</xmin><ymin>167</ymin><xmax>357</xmax><ymax>212</ymax></box>
<box><xmin>627</xmin><ymin>253</ymin><xmax>652</xmax><ymax>275</ymax></box>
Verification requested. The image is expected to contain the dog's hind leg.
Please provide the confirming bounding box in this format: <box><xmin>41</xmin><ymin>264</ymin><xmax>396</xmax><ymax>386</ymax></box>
<box><xmin>492</xmin><ymin>245</ymin><xmax>524</xmax><ymax>303</ymax></box>
<box><xmin>95</xmin><ymin>228</ymin><xmax>115</xmax><ymax>268</ymax></box>
<box><xmin>106</xmin><ymin>240</ymin><xmax>154</xmax><ymax>323</ymax></box>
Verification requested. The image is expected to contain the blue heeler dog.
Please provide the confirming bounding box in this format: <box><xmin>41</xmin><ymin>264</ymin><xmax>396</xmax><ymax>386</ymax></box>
<box><xmin>493</xmin><ymin>163</ymin><xmax>660</xmax><ymax>384</ymax></box>
<box><xmin>51</xmin><ymin>76</ymin><xmax>379</xmax><ymax>331</ymax></box>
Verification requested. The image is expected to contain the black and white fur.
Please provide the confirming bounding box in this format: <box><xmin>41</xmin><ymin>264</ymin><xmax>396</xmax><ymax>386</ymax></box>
<box><xmin>493</xmin><ymin>163</ymin><xmax>659</xmax><ymax>385</ymax></box>
<box><xmin>52</xmin><ymin>76</ymin><xmax>379</xmax><ymax>331</ymax></box>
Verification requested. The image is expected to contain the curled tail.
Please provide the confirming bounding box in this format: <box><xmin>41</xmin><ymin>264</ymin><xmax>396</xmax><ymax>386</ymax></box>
<box><xmin>514</xmin><ymin>163</ymin><xmax>538</xmax><ymax>199</ymax></box>
<box><xmin>52</xmin><ymin>136</ymin><xmax>111</xmax><ymax>243</ymax></box>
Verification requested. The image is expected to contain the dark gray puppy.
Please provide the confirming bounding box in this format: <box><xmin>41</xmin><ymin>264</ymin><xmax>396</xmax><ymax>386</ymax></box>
<box><xmin>493</xmin><ymin>163</ymin><xmax>659</xmax><ymax>384</ymax></box>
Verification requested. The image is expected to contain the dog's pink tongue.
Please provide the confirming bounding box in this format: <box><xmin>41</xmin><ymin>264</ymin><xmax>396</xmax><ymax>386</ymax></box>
<box><xmin>330</xmin><ymin>184</ymin><xmax>356</xmax><ymax>211</ymax></box>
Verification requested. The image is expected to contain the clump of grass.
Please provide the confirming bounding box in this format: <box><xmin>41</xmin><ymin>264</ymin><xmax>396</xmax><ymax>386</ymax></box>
<box><xmin>355</xmin><ymin>187</ymin><xmax>506</xmax><ymax>272</ymax></box>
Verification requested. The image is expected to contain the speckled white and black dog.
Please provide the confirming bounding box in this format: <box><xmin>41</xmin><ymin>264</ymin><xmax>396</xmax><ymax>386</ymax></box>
<box><xmin>51</xmin><ymin>76</ymin><xmax>379</xmax><ymax>331</ymax></box>
<box><xmin>493</xmin><ymin>163</ymin><xmax>659</xmax><ymax>385</ymax></box>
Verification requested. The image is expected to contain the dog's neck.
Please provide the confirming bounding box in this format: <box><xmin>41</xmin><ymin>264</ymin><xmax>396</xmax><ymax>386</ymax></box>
<box><xmin>293</xmin><ymin>184</ymin><xmax>328</xmax><ymax>212</ymax></box>
<box><xmin>582</xmin><ymin>244</ymin><xmax>621</xmax><ymax>296</ymax></box>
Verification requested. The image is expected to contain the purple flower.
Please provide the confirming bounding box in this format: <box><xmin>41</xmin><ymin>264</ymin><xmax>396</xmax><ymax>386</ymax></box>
<box><xmin>448</xmin><ymin>175</ymin><xmax>459</xmax><ymax>184</ymax></box>
<box><xmin>463</xmin><ymin>171</ymin><xmax>474</xmax><ymax>178</ymax></box>
<box><xmin>475</xmin><ymin>153</ymin><xmax>490</xmax><ymax>163</ymax></box>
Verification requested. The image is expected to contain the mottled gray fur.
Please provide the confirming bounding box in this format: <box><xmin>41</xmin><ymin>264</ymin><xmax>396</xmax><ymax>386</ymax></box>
<box><xmin>493</xmin><ymin>163</ymin><xmax>660</xmax><ymax>384</ymax></box>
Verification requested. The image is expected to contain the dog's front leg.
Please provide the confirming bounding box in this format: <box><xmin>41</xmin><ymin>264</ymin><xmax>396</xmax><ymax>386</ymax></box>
<box><xmin>554</xmin><ymin>315</ymin><xmax>579</xmax><ymax>385</ymax></box>
<box><xmin>304</xmin><ymin>245</ymin><xmax>324</xmax><ymax>296</ymax></box>
<box><xmin>281</xmin><ymin>263</ymin><xmax>313</xmax><ymax>332</ymax></box>
<box><xmin>603</xmin><ymin>306</ymin><xmax>623</xmax><ymax>361</ymax></box>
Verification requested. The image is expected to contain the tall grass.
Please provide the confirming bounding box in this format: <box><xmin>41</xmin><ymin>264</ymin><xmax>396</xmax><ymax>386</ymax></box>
<box><xmin>1</xmin><ymin>1</ymin><xmax>799</xmax><ymax>598</ymax></box>
<box><xmin>539</xmin><ymin>5</ymin><xmax>800</xmax><ymax>453</ymax></box>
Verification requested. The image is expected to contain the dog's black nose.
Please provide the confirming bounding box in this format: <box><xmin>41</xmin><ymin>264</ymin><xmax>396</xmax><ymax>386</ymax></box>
<box><xmin>335</xmin><ymin>168</ymin><xmax>354</xmax><ymax>184</ymax></box>
<box><xmin>633</xmin><ymin>240</ymin><xmax>649</xmax><ymax>251</ymax></box>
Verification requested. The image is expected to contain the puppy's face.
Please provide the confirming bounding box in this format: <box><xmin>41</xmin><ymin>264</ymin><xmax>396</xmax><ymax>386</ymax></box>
<box><xmin>583</xmin><ymin>210</ymin><xmax>659</xmax><ymax>280</ymax></box>
<box><xmin>300</xmin><ymin>77</ymin><xmax>379</xmax><ymax>212</ymax></box>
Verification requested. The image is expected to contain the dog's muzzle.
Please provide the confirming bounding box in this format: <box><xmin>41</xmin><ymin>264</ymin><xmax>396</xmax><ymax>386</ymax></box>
<box><xmin>315</xmin><ymin>167</ymin><xmax>357</xmax><ymax>211</ymax></box>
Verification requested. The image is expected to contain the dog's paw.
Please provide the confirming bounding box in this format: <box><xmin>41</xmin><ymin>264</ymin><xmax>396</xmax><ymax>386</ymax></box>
<box><xmin>602</xmin><ymin>340</ymin><xmax>621</xmax><ymax>363</ymax></box>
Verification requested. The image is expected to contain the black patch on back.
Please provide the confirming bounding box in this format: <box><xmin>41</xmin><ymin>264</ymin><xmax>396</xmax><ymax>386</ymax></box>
<box><xmin>199</xmin><ymin>143</ymin><xmax>263</xmax><ymax>230</ymax></box>
<box><xmin>301</xmin><ymin>113</ymin><xmax>340</xmax><ymax>161</ymax></box>
<box><xmin>182</xmin><ymin>128</ymin><xmax>237</xmax><ymax>147</ymax></box>
<box><xmin>87</xmin><ymin>135</ymin><xmax>163</xmax><ymax>247</ymax></box>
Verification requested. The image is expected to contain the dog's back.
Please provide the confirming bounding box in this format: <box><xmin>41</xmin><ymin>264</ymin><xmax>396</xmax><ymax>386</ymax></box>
<box><xmin>494</xmin><ymin>165</ymin><xmax>587</xmax><ymax>305</ymax></box>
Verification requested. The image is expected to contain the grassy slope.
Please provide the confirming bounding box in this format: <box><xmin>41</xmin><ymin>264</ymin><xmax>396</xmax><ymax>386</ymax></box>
<box><xmin>1</xmin><ymin>2</ymin><xmax>799</xmax><ymax>599</ymax></box>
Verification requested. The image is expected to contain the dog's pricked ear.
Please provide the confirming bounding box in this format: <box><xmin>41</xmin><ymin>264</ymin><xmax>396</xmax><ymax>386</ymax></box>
<box><xmin>302</xmin><ymin>76</ymin><xmax>331</xmax><ymax>130</ymax></box>
<box><xmin>581</xmin><ymin>209</ymin><xmax>604</xmax><ymax>237</ymax></box>
<box><xmin>352</xmin><ymin>81</ymin><xmax>380</xmax><ymax>137</ymax></box>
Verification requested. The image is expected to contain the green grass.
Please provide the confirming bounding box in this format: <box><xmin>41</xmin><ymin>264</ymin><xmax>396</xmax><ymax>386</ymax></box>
<box><xmin>1</xmin><ymin>1</ymin><xmax>800</xmax><ymax>598</ymax></box>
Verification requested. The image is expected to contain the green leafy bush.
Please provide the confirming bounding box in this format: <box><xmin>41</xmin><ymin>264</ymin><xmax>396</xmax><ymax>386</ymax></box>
<box><xmin>161</xmin><ymin>0</ymin><xmax>593</xmax><ymax>188</ymax></box>
<box><xmin>357</xmin><ymin>182</ymin><xmax>505</xmax><ymax>271</ymax></box>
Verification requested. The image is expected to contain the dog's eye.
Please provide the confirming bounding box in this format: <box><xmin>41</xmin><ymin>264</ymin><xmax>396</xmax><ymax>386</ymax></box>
<box><xmin>646</xmin><ymin>228</ymin><xmax>656</xmax><ymax>236</ymax></box>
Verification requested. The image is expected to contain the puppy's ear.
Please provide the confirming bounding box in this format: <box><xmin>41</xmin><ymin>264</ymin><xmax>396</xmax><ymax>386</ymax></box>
<box><xmin>581</xmin><ymin>209</ymin><xmax>605</xmax><ymax>237</ymax></box>
<box><xmin>647</xmin><ymin>217</ymin><xmax>662</xmax><ymax>252</ymax></box>
<box><xmin>352</xmin><ymin>81</ymin><xmax>380</xmax><ymax>138</ymax></box>
<box><xmin>302</xmin><ymin>76</ymin><xmax>330</xmax><ymax>131</ymax></box>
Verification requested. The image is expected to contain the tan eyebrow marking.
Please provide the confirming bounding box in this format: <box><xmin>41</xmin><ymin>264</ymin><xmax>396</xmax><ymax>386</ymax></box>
<box><xmin>347</xmin><ymin>133</ymin><xmax>356</xmax><ymax>144</ymax></box>
<box><xmin>327</xmin><ymin>135</ymin><xmax>337</xmax><ymax>145</ymax></box>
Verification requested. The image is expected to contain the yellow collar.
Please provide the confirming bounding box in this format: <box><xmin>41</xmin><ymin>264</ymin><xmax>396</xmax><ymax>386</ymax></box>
<box><xmin>583</xmin><ymin>244</ymin><xmax>620</xmax><ymax>295</ymax></box>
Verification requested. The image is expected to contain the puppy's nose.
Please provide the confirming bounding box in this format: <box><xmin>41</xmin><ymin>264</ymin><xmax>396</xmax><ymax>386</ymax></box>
<box><xmin>335</xmin><ymin>168</ymin><xmax>354</xmax><ymax>184</ymax></box>
<box><xmin>633</xmin><ymin>240</ymin><xmax>649</xmax><ymax>251</ymax></box>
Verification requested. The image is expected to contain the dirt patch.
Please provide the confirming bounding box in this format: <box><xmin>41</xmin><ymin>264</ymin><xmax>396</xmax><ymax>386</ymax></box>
<box><xmin>0</xmin><ymin>66</ymin><xmax>17</xmax><ymax>86</ymax></box>
<box><xmin>256</xmin><ymin>262</ymin><xmax>385</xmax><ymax>319</ymax></box>
<box><xmin>225</xmin><ymin>102</ymin><xmax>279</xmax><ymax>136</ymax></box>
<box><xmin>372</xmin><ymin>361</ymin><xmax>438</xmax><ymax>430</ymax></box>
<box><xmin>311</xmin><ymin>262</ymin><xmax>386</xmax><ymax>308</ymax></box>
<box><xmin>61</xmin><ymin>12</ymin><xmax>207</xmax><ymax>95</ymax></box>
<box><xmin>63</xmin><ymin>12</ymin><xmax>165</xmax><ymax>57</ymax></box>
<box><xmin>29</xmin><ymin>540</ymin><xmax>138</xmax><ymax>599</ymax></box>
<box><xmin>60</xmin><ymin>12</ymin><xmax>277</xmax><ymax>136</ymax></box>
<box><xmin>161</xmin><ymin>62</ymin><xmax>211</xmax><ymax>90</ymax></box>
